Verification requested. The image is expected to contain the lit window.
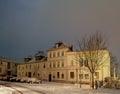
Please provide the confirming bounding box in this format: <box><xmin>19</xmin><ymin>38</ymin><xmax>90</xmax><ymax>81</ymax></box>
<box><xmin>71</xmin><ymin>60</ymin><xmax>74</xmax><ymax>66</ymax></box>
<box><xmin>61</xmin><ymin>61</ymin><xmax>64</xmax><ymax>67</ymax></box>
<box><xmin>53</xmin><ymin>62</ymin><xmax>55</xmax><ymax>68</ymax></box>
<box><xmin>84</xmin><ymin>59</ymin><xmax>88</xmax><ymax>67</ymax></box>
<box><xmin>85</xmin><ymin>74</ymin><xmax>89</xmax><ymax>79</ymax></box>
<box><xmin>79</xmin><ymin>74</ymin><xmax>83</xmax><ymax>79</ymax></box>
<box><xmin>49</xmin><ymin>63</ymin><xmax>51</xmax><ymax>68</ymax></box>
<box><xmin>57</xmin><ymin>52</ymin><xmax>60</xmax><ymax>57</ymax></box>
<box><xmin>95</xmin><ymin>72</ymin><xmax>99</xmax><ymax>79</ymax></box>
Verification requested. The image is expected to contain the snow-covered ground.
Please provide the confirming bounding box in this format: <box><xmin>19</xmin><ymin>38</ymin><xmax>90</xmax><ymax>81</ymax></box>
<box><xmin>0</xmin><ymin>85</ymin><xmax>13</xmax><ymax>94</ymax></box>
<box><xmin>0</xmin><ymin>81</ymin><xmax>120</xmax><ymax>94</ymax></box>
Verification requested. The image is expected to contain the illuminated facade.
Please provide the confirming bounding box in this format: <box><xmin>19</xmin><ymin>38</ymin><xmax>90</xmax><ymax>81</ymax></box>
<box><xmin>17</xmin><ymin>42</ymin><xmax>110</xmax><ymax>83</ymax></box>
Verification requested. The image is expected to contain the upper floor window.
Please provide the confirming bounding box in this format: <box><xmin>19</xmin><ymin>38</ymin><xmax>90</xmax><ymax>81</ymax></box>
<box><xmin>53</xmin><ymin>62</ymin><xmax>55</xmax><ymax>68</ymax></box>
<box><xmin>57</xmin><ymin>62</ymin><xmax>60</xmax><ymax>67</ymax></box>
<box><xmin>26</xmin><ymin>65</ymin><xmax>27</xmax><ymax>69</ymax></box>
<box><xmin>80</xmin><ymin>58</ymin><xmax>88</xmax><ymax>67</ymax></box>
<box><xmin>29</xmin><ymin>65</ymin><xmax>31</xmax><ymax>69</ymax></box>
<box><xmin>61</xmin><ymin>61</ymin><xmax>64</xmax><ymax>67</ymax></box>
<box><xmin>0</xmin><ymin>68</ymin><xmax>2</xmax><ymax>72</ymax></box>
<box><xmin>53</xmin><ymin>52</ymin><xmax>56</xmax><ymax>57</ymax></box>
<box><xmin>61</xmin><ymin>51</ymin><xmax>64</xmax><ymax>56</ymax></box>
<box><xmin>79</xmin><ymin>74</ymin><xmax>83</xmax><ymax>79</ymax></box>
<box><xmin>57</xmin><ymin>72</ymin><xmax>60</xmax><ymax>78</ymax></box>
<box><xmin>84</xmin><ymin>59</ymin><xmax>88</xmax><ymax>67</ymax></box>
<box><xmin>57</xmin><ymin>52</ymin><xmax>60</xmax><ymax>57</ymax></box>
<box><xmin>71</xmin><ymin>60</ymin><xmax>74</xmax><ymax>66</ymax></box>
<box><xmin>49</xmin><ymin>52</ymin><xmax>52</xmax><ymax>58</ymax></box>
<box><xmin>85</xmin><ymin>74</ymin><xmax>89</xmax><ymax>79</ymax></box>
<box><xmin>49</xmin><ymin>63</ymin><xmax>51</xmax><ymax>68</ymax></box>
<box><xmin>7</xmin><ymin>62</ymin><xmax>11</xmax><ymax>69</ymax></box>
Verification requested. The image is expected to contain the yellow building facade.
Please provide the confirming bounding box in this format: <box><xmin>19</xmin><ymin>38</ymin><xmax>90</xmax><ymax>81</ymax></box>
<box><xmin>0</xmin><ymin>57</ymin><xmax>18</xmax><ymax>77</ymax></box>
<box><xmin>17</xmin><ymin>42</ymin><xmax>110</xmax><ymax>83</ymax></box>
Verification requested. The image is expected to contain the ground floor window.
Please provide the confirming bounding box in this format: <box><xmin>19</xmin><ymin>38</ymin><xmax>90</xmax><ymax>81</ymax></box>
<box><xmin>57</xmin><ymin>72</ymin><xmax>60</xmax><ymax>78</ymax></box>
<box><xmin>61</xmin><ymin>73</ymin><xmax>64</xmax><ymax>79</ymax></box>
<box><xmin>79</xmin><ymin>74</ymin><xmax>83</xmax><ymax>79</ymax></box>
<box><xmin>70</xmin><ymin>72</ymin><xmax>74</xmax><ymax>79</ymax></box>
<box><xmin>95</xmin><ymin>72</ymin><xmax>99</xmax><ymax>79</ymax></box>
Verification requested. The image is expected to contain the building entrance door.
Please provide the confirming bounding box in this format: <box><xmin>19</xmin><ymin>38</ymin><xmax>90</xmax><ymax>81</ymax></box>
<box><xmin>49</xmin><ymin>74</ymin><xmax>52</xmax><ymax>82</ymax></box>
<box><xmin>28</xmin><ymin>72</ymin><xmax>31</xmax><ymax>77</ymax></box>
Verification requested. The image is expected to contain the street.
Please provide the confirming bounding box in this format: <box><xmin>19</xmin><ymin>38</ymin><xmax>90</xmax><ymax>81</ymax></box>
<box><xmin>0</xmin><ymin>81</ymin><xmax>120</xmax><ymax>94</ymax></box>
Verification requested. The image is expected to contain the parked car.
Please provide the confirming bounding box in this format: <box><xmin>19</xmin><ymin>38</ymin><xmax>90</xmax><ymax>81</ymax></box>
<box><xmin>16</xmin><ymin>77</ymin><xmax>21</xmax><ymax>82</ymax></box>
<box><xmin>20</xmin><ymin>77</ymin><xmax>28</xmax><ymax>83</ymax></box>
<box><xmin>9</xmin><ymin>77</ymin><xmax>17</xmax><ymax>82</ymax></box>
<box><xmin>2</xmin><ymin>76</ymin><xmax>7</xmax><ymax>81</ymax></box>
<box><xmin>26</xmin><ymin>77</ymin><xmax>42</xmax><ymax>84</ymax></box>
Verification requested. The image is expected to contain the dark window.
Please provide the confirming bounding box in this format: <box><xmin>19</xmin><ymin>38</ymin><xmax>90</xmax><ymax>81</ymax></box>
<box><xmin>43</xmin><ymin>63</ymin><xmax>46</xmax><ymax>68</ymax></box>
<box><xmin>33</xmin><ymin>72</ymin><xmax>35</xmax><ymax>76</ymax></box>
<box><xmin>53</xmin><ymin>52</ymin><xmax>56</xmax><ymax>57</ymax></box>
<box><xmin>0</xmin><ymin>68</ymin><xmax>1</xmax><ymax>72</ymax></box>
<box><xmin>26</xmin><ymin>65</ymin><xmax>27</xmax><ymax>69</ymax></box>
<box><xmin>84</xmin><ymin>59</ymin><xmax>88</xmax><ymax>67</ymax></box>
<box><xmin>57</xmin><ymin>62</ymin><xmax>60</xmax><ymax>67</ymax></box>
<box><xmin>49</xmin><ymin>63</ymin><xmax>51</xmax><ymax>68</ymax></box>
<box><xmin>80</xmin><ymin>58</ymin><xmax>83</xmax><ymax>67</ymax></box>
<box><xmin>57</xmin><ymin>72</ymin><xmax>60</xmax><ymax>78</ymax></box>
<box><xmin>38</xmin><ymin>73</ymin><xmax>39</xmax><ymax>76</ymax></box>
<box><xmin>26</xmin><ymin>72</ymin><xmax>27</xmax><ymax>76</ymax></box>
<box><xmin>53</xmin><ymin>75</ymin><xmax>55</xmax><ymax>78</ymax></box>
<box><xmin>61</xmin><ymin>73</ymin><xmax>64</xmax><ymax>79</ymax></box>
<box><xmin>49</xmin><ymin>53</ymin><xmax>52</xmax><ymax>58</ymax></box>
<box><xmin>7</xmin><ymin>62</ymin><xmax>11</xmax><ymax>69</ymax></box>
<box><xmin>70</xmin><ymin>72</ymin><xmax>74</xmax><ymax>79</ymax></box>
<box><xmin>53</xmin><ymin>62</ymin><xmax>55</xmax><ymax>68</ymax></box>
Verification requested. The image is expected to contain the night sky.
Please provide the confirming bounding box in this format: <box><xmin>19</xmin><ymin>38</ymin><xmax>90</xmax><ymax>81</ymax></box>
<box><xmin>0</xmin><ymin>0</ymin><xmax>120</xmax><ymax>62</ymax></box>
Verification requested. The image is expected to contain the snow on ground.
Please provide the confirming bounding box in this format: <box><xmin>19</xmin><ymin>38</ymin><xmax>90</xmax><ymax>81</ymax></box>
<box><xmin>0</xmin><ymin>81</ymin><xmax>120</xmax><ymax>94</ymax></box>
<box><xmin>0</xmin><ymin>85</ymin><xmax>13</xmax><ymax>94</ymax></box>
<box><xmin>17</xmin><ymin>82</ymin><xmax>120</xmax><ymax>94</ymax></box>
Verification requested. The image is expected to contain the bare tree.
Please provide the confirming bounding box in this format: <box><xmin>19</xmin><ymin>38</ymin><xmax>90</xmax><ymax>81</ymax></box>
<box><xmin>77</xmin><ymin>32</ymin><xmax>109</xmax><ymax>89</ymax></box>
<box><xmin>110</xmin><ymin>53</ymin><xmax>119</xmax><ymax>78</ymax></box>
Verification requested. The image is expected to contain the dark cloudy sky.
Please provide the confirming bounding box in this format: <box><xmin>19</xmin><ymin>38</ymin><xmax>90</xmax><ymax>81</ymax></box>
<box><xmin>0</xmin><ymin>0</ymin><xmax>120</xmax><ymax>62</ymax></box>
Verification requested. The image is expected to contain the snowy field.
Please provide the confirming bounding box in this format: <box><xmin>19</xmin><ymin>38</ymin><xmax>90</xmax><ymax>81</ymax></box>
<box><xmin>0</xmin><ymin>81</ymin><xmax>120</xmax><ymax>94</ymax></box>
